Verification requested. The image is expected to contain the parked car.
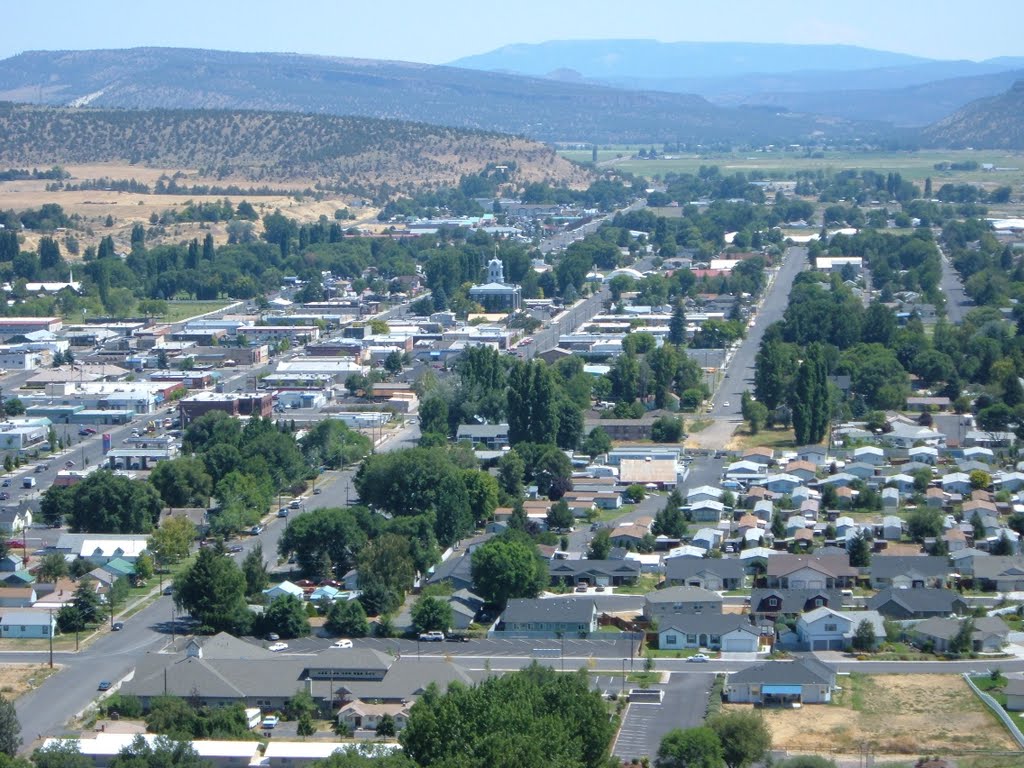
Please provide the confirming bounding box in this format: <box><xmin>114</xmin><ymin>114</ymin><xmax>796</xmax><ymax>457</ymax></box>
<box><xmin>65</xmin><ymin>460</ymin><xmax>75</xmax><ymax>468</ymax></box>
<box><xmin>0</xmin><ymin>493</ymin><xmax>9</xmax><ymax>500</ymax></box>
<box><xmin>313</xmin><ymin>488</ymin><xmax>322</xmax><ymax>495</ymax></box>
<box><xmin>227</xmin><ymin>544</ymin><xmax>243</xmax><ymax>553</ymax></box>
<box><xmin>277</xmin><ymin>508</ymin><xmax>289</xmax><ymax>518</ymax></box>
<box><xmin>250</xmin><ymin>525</ymin><xmax>264</xmax><ymax>535</ymax></box>
<box><xmin>419</xmin><ymin>631</ymin><xmax>445</xmax><ymax>642</ymax></box>
<box><xmin>1</xmin><ymin>479</ymin><xmax>9</xmax><ymax>487</ymax></box>
<box><xmin>331</xmin><ymin>639</ymin><xmax>353</xmax><ymax>649</ymax></box>
<box><xmin>98</xmin><ymin>681</ymin><xmax>112</xmax><ymax>691</ymax></box>
<box><xmin>265</xmin><ymin>633</ymin><xmax>280</xmax><ymax>641</ymax></box>
<box><xmin>686</xmin><ymin>653</ymin><xmax>710</xmax><ymax>663</ymax></box>
<box><xmin>112</xmin><ymin>622</ymin><xmax>124</xmax><ymax>631</ymax></box>
<box><xmin>268</xmin><ymin>642</ymin><xmax>289</xmax><ymax>652</ymax></box>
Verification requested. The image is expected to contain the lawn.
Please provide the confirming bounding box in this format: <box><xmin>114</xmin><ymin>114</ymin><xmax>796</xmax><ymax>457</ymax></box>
<box><xmin>727</xmin><ymin>674</ymin><xmax>1018</xmax><ymax>757</ymax></box>
<box><xmin>686</xmin><ymin>419</ymin><xmax>713</xmax><ymax>433</ymax></box>
<box><xmin>727</xmin><ymin>426</ymin><xmax>798</xmax><ymax>452</ymax></box>
<box><xmin>157</xmin><ymin>300</ymin><xmax>238</xmax><ymax>323</ymax></box>
<box><xmin>0</xmin><ymin>664</ymin><xmax>58</xmax><ymax>699</ymax></box>
<box><xmin>613</xmin><ymin>574</ymin><xmax>662</xmax><ymax>595</ymax></box>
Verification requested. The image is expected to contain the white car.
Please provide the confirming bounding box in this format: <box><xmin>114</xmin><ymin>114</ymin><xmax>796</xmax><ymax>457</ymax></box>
<box><xmin>722</xmin><ymin>401</ymin><xmax>731</xmax><ymax>408</ymax></box>
<box><xmin>331</xmin><ymin>639</ymin><xmax>353</xmax><ymax>649</ymax></box>
<box><xmin>686</xmin><ymin>653</ymin><xmax>710</xmax><ymax>663</ymax></box>
<box><xmin>268</xmin><ymin>642</ymin><xmax>289</xmax><ymax>652</ymax></box>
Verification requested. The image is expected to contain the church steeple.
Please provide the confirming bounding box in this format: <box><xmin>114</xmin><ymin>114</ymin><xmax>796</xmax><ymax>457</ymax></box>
<box><xmin>487</xmin><ymin>257</ymin><xmax>505</xmax><ymax>284</ymax></box>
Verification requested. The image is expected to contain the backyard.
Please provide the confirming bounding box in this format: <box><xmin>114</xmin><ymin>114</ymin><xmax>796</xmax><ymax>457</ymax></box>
<box><xmin>725</xmin><ymin>673</ymin><xmax>1018</xmax><ymax>757</ymax></box>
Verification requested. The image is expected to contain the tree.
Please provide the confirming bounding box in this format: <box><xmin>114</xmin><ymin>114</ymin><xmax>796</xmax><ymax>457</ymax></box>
<box><xmin>776</xmin><ymin>758</ymin><xmax>838</xmax><ymax>768</ymax></box>
<box><xmin>746</xmin><ymin>401</ymin><xmax>768</xmax><ymax>435</ymax></box>
<box><xmin>133</xmin><ymin>552</ymin><xmax>154</xmax><ymax>584</ymax></box>
<box><xmin>497</xmin><ymin>449</ymin><xmax>525</xmax><ymax>498</ymax></box>
<box><xmin>37</xmin><ymin>553</ymin><xmax>69</xmax><ymax>582</ymax></box>
<box><xmin>507</xmin><ymin>360</ymin><xmax>559</xmax><ymax>445</ymax></box>
<box><xmin>411</xmin><ymin>595</ymin><xmax>453</xmax><ymax>634</ymax></box>
<box><xmin>771</xmin><ymin>511</ymin><xmax>786</xmax><ymax>539</ymax></box>
<box><xmin>668</xmin><ymin>301</ymin><xmax>688</xmax><ymax>346</ymax></box>
<box><xmin>357</xmin><ymin>534</ymin><xmax>414</xmax><ymax>616</ymax></box>
<box><xmin>108</xmin><ymin>735</ymin><xmax>201</xmax><ymax>768</ymax></box>
<box><xmin>147</xmin><ymin>517</ymin><xmax>196</xmax><ymax>565</ymax></box>
<box><xmin>991</xmin><ymin>531</ymin><xmax>1016</xmax><ymax>556</ymax></box>
<box><xmin>949</xmin><ymin>617</ymin><xmax>975</xmax><ymax>655</ymax></box>
<box><xmin>296</xmin><ymin>713</ymin><xmax>316</xmax><ymax>739</ymax></box>
<box><xmin>174</xmin><ymin>547</ymin><xmax>251</xmax><ymax>634</ymax></box>
<box><xmin>299</xmin><ymin>420</ymin><xmax>372</xmax><ymax>469</ymax></box>
<box><xmin>652</xmin><ymin>415</ymin><xmax>685</xmax><ymax>443</ymax></box>
<box><xmin>656</xmin><ymin>727</ymin><xmax>723</xmax><ymax>768</ymax></box>
<box><xmin>33</xmin><ymin>738</ymin><xmax>93</xmax><ymax>768</ymax></box>
<box><xmin>148</xmin><ymin>457</ymin><xmax>213</xmax><ymax>508</ymax></box>
<box><xmin>707</xmin><ymin>711</ymin><xmax>771</xmax><ymax>768</ymax></box>
<box><xmin>72</xmin><ymin>577</ymin><xmax>103</xmax><ymax>626</ymax></box>
<box><xmin>418</xmin><ymin>397</ymin><xmax>449</xmax><ymax>438</ymax></box>
<box><xmin>652</xmin><ymin>493</ymin><xmax>687</xmax><ymax>539</ymax></box>
<box><xmin>326</xmin><ymin>599</ymin><xmax>370</xmax><ymax>637</ymax></box>
<box><xmin>852</xmin><ymin>619</ymin><xmax>877</xmax><ymax>652</ymax></box>
<box><xmin>470</xmin><ymin>534</ymin><xmax>547</xmax><ymax>607</ymax></box>
<box><xmin>64</xmin><ymin>470</ymin><xmax>163</xmax><ymax>533</ymax></box>
<box><xmin>376</xmin><ymin>713</ymin><xmax>396</xmax><ymax>737</ymax></box>
<box><xmin>259</xmin><ymin>594</ymin><xmax>310</xmax><ymax>639</ymax></box>
<box><xmin>579</xmin><ymin>427</ymin><xmax>612</xmax><ymax>459</ymax></box>
<box><xmin>242</xmin><ymin>544</ymin><xmax>269</xmax><ymax>596</ymax></box>
<box><xmin>907</xmin><ymin>508</ymin><xmax>944</xmax><ymax>542</ymax></box>
<box><xmin>848</xmin><ymin>530</ymin><xmax>872</xmax><ymax>567</ymax></box>
<box><xmin>970</xmin><ymin>510</ymin><xmax>987</xmax><ymax>541</ymax></box>
<box><xmin>39</xmin><ymin>485</ymin><xmax>74</xmax><ymax>528</ymax></box>
<box><xmin>587</xmin><ymin>528</ymin><xmax>611</xmax><ymax>560</ymax></box>
<box><xmin>969</xmin><ymin>470</ymin><xmax>991</xmax><ymax>491</ymax></box>
<box><xmin>0</xmin><ymin>696</ymin><xmax>20</xmax><ymax>757</ymax></box>
<box><xmin>546</xmin><ymin>500</ymin><xmax>575</xmax><ymax>531</ymax></box>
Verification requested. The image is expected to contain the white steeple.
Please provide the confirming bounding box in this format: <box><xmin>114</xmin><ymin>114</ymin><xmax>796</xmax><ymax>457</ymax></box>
<box><xmin>487</xmin><ymin>257</ymin><xmax>505</xmax><ymax>285</ymax></box>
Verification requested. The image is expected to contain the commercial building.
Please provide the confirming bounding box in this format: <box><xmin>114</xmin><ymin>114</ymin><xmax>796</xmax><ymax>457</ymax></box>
<box><xmin>178</xmin><ymin>392</ymin><xmax>273</xmax><ymax>426</ymax></box>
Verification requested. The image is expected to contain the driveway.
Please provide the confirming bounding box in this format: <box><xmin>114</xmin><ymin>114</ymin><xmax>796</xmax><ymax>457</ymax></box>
<box><xmin>613</xmin><ymin>672</ymin><xmax>713</xmax><ymax>761</ymax></box>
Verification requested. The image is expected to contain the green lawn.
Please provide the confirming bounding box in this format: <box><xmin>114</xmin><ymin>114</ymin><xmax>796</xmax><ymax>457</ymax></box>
<box><xmin>613</xmin><ymin>574</ymin><xmax>662</xmax><ymax>595</ymax></box>
<box><xmin>157</xmin><ymin>301</ymin><xmax>238</xmax><ymax>323</ymax></box>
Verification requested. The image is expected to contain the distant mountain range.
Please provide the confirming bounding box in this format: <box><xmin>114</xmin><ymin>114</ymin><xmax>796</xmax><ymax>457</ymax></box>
<box><xmin>0</xmin><ymin>48</ymin><xmax>892</xmax><ymax>146</ymax></box>
<box><xmin>452</xmin><ymin>40</ymin><xmax>1024</xmax><ymax>128</ymax></box>
<box><xmin>0</xmin><ymin>44</ymin><xmax>1020</xmax><ymax>148</ymax></box>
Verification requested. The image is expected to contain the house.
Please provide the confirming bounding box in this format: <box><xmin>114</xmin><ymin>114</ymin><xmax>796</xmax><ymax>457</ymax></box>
<box><xmin>724</xmin><ymin>658</ymin><xmax>836</xmax><ymax>705</ymax></box>
<box><xmin>766</xmin><ymin>554</ymin><xmax>857</xmax><ymax>589</ymax></box>
<box><xmin>796</xmin><ymin>607</ymin><xmax>886</xmax><ymax>651</ymax></box>
<box><xmin>869</xmin><ymin>556</ymin><xmax>950</xmax><ymax>589</ymax></box>
<box><xmin>881</xmin><ymin>487</ymin><xmax>900</xmax><ymax>509</ymax></box>
<box><xmin>687</xmin><ymin>486</ymin><xmax>724</xmax><ymax>505</ymax></box>
<box><xmin>0</xmin><ymin>507</ymin><xmax>31</xmax><ymax>535</ymax></box>
<box><xmin>765</xmin><ymin>474</ymin><xmax>801</xmax><ymax>495</ymax></box>
<box><xmin>882</xmin><ymin>422</ymin><xmax>945</xmax><ymax>449</ymax></box>
<box><xmin>0</xmin><ymin>609</ymin><xmax>55</xmax><ymax>638</ymax></box>
<box><xmin>881</xmin><ymin>515</ymin><xmax>903</xmax><ymax>541</ymax></box>
<box><xmin>337</xmin><ymin>700</ymin><xmax>410</xmax><ymax>734</ymax></box>
<box><xmin>795</xmin><ymin>445</ymin><xmax>828</xmax><ymax>467</ymax></box>
<box><xmin>658</xmin><ymin>616</ymin><xmax>761</xmax><ymax>653</ymax></box>
<box><xmin>749</xmin><ymin>588</ymin><xmax>844</xmax><ymax>620</ymax></box>
<box><xmin>845</xmin><ymin>462</ymin><xmax>877</xmax><ymax>481</ymax></box>
<box><xmin>1005</xmin><ymin>676</ymin><xmax>1024</xmax><ymax>711</ymax></box>
<box><xmin>643</xmin><ymin>586</ymin><xmax>723</xmax><ymax>622</ymax></box>
<box><xmin>608</xmin><ymin>524</ymin><xmax>650</xmax><ymax>549</ymax></box>
<box><xmin>664</xmin><ymin>558</ymin><xmax>745</xmax><ymax>590</ymax></box>
<box><xmin>691</xmin><ymin>528</ymin><xmax>723</xmax><ymax>552</ymax></box>
<box><xmin>854</xmin><ymin>446</ymin><xmax>885</xmax><ymax>465</ymax></box>
<box><xmin>0</xmin><ymin>587</ymin><xmax>37</xmax><ymax>608</ymax></box>
<box><xmin>912</xmin><ymin>616</ymin><xmax>1009</xmax><ymax>653</ymax></box>
<box><xmin>970</xmin><ymin>556</ymin><xmax>1024</xmax><ymax>591</ymax></box>
<box><xmin>868</xmin><ymin>588</ymin><xmax>968</xmax><ymax>619</ymax></box>
<box><xmin>548</xmin><ymin>559</ymin><xmax>641</xmax><ymax>587</ymax></box>
<box><xmin>943</xmin><ymin>528</ymin><xmax>968</xmax><ymax>552</ymax></box>
<box><xmin>941</xmin><ymin>473</ymin><xmax>972</xmax><ymax>495</ymax></box>
<box><xmin>689</xmin><ymin>499</ymin><xmax>726</xmax><ymax>523</ymax></box>
<box><xmin>619</xmin><ymin>459</ymin><xmax>678</xmax><ymax>489</ymax></box>
<box><xmin>455</xmin><ymin>423</ymin><xmax>510</xmax><ymax>450</ymax></box>
<box><xmin>785</xmin><ymin>461</ymin><xmax>818</xmax><ymax>483</ymax></box>
<box><xmin>908</xmin><ymin>446</ymin><xmax>939</xmax><ymax>465</ymax></box>
<box><xmin>0</xmin><ymin>554</ymin><xmax>21</xmax><ymax>573</ymax></box>
<box><xmin>498</xmin><ymin>598</ymin><xmax>597</xmax><ymax>637</ymax></box>
<box><xmin>926</xmin><ymin>487</ymin><xmax>945</xmax><ymax>507</ymax></box>
<box><xmin>262</xmin><ymin>581</ymin><xmax>306</xmax><ymax>602</ymax></box>
<box><xmin>886</xmin><ymin>473</ymin><xmax>916</xmax><ymax>494</ymax></box>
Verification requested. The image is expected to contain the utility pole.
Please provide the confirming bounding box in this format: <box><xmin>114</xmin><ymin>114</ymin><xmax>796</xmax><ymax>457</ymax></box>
<box><xmin>48</xmin><ymin>608</ymin><xmax>54</xmax><ymax>668</ymax></box>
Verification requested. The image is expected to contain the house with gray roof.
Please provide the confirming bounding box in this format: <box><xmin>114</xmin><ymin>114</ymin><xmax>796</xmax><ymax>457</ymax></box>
<box><xmin>643</xmin><ymin>586</ymin><xmax>723</xmax><ymax>622</ymax></box>
<box><xmin>664</xmin><ymin>558</ymin><xmax>745</xmax><ymax>590</ymax></box>
<box><xmin>658</xmin><ymin>615</ymin><xmax>761</xmax><ymax>653</ymax></box>
<box><xmin>548</xmin><ymin>559</ymin><xmax>640</xmax><ymax>588</ymax></box>
<box><xmin>868</xmin><ymin>588</ymin><xmax>968</xmax><ymax>619</ymax></box>
<box><xmin>912</xmin><ymin>616</ymin><xmax>1009</xmax><ymax>653</ymax></box>
<box><xmin>497</xmin><ymin>597</ymin><xmax>598</xmax><ymax>637</ymax></box>
<box><xmin>724</xmin><ymin>658</ymin><xmax>836</xmax><ymax>705</ymax></box>
<box><xmin>749</xmin><ymin>588</ymin><xmax>844</xmax><ymax>620</ymax></box>
<box><xmin>869</xmin><ymin>556</ymin><xmax>950</xmax><ymax>590</ymax></box>
<box><xmin>970</xmin><ymin>556</ymin><xmax>1024</xmax><ymax>591</ymax></box>
<box><xmin>455</xmin><ymin>423</ymin><xmax>509</xmax><ymax>449</ymax></box>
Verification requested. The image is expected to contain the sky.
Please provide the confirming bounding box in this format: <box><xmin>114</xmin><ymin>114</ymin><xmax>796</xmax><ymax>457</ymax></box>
<box><xmin>1</xmin><ymin>0</ymin><xmax>1020</xmax><ymax>64</ymax></box>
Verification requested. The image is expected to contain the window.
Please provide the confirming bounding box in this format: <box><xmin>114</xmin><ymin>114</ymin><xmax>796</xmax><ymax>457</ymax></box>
<box><xmin>768</xmin><ymin>597</ymin><xmax>779</xmax><ymax>608</ymax></box>
<box><xmin>824</xmin><ymin>623</ymin><xmax>837</xmax><ymax>632</ymax></box>
<box><xmin>694</xmin><ymin>604</ymin><xmax>703</xmax><ymax>613</ymax></box>
<box><xmin>686</xmin><ymin>634</ymin><xmax>697</xmax><ymax>644</ymax></box>
<box><xmin>665</xmin><ymin>634</ymin><xmax>678</xmax><ymax>646</ymax></box>
<box><xmin>814</xmin><ymin>598</ymin><xmax>824</xmax><ymax>607</ymax></box>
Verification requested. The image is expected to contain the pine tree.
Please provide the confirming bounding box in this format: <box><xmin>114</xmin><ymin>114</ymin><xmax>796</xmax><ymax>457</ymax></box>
<box><xmin>668</xmin><ymin>301</ymin><xmax>687</xmax><ymax>346</ymax></box>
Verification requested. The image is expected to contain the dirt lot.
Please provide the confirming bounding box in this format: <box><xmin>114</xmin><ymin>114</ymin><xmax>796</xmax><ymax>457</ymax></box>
<box><xmin>724</xmin><ymin>674</ymin><xmax>1017</xmax><ymax>757</ymax></box>
<box><xmin>0</xmin><ymin>664</ymin><xmax>58</xmax><ymax>699</ymax></box>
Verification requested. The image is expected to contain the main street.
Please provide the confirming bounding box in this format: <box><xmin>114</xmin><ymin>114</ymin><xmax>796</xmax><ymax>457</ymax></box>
<box><xmin>688</xmin><ymin>245</ymin><xmax>808</xmax><ymax>450</ymax></box>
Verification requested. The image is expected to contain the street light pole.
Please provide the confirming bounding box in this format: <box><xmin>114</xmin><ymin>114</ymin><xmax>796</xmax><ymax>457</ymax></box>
<box><xmin>48</xmin><ymin>608</ymin><xmax>53</xmax><ymax>668</ymax></box>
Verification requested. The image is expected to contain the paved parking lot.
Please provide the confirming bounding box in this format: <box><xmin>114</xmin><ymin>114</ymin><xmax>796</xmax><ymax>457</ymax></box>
<box><xmin>613</xmin><ymin>672</ymin><xmax>714</xmax><ymax>761</ymax></box>
<box><xmin>269</xmin><ymin>635</ymin><xmax>639</xmax><ymax>659</ymax></box>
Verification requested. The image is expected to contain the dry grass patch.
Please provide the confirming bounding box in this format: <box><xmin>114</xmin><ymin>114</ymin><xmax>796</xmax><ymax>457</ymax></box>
<box><xmin>0</xmin><ymin>663</ymin><xmax>59</xmax><ymax>699</ymax></box>
<box><xmin>724</xmin><ymin>674</ymin><xmax>1016</xmax><ymax>757</ymax></box>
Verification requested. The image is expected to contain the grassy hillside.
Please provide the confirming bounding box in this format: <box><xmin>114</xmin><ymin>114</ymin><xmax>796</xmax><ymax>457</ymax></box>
<box><xmin>921</xmin><ymin>80</ymin><xmax>1024</xmax><ymax>149</ymax></box>
<box><xmin>0</xmin><ymin>103</ymin><xmax>590</xmax><ymax>191</ymax></box>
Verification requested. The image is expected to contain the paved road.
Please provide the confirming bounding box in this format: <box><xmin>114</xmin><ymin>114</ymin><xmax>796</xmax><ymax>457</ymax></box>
<box><xmin>939</xmin><ymin>242</ymin><xmax>972</xmax><ymax>324</ymax></box>
<box><xmin>689</xmin><ymin>246</ymin><xmax>808</xmax><ymax>450</ymax></box>
<box><xmin>614</xmin><ymin>673</ymin><xmax>714</xmax><ymax>761</ymax></box>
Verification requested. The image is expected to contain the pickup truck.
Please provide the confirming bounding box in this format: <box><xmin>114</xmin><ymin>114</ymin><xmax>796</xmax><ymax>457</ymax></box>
<box><xmin>261</xmin><ymin>716</ymin><xmax>279</xmax><ymax>729</ymax></box>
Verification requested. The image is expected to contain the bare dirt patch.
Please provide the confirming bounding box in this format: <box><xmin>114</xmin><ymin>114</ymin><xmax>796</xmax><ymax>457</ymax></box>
<box><xmin>724</xmin><ymin>674</ymin><xmax>1016</xmax><ymax>757</ymax></box>
<box><xmin>0</xmin><ymin>663</ymin><xmax>59</xmax><ymax>699</ymax></box>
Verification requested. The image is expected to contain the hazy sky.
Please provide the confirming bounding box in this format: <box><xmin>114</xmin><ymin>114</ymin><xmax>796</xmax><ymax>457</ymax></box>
<box><xmin>2</xmin><ymin>0</ymin><xmax>1020</xmax><ymax>64</ymax></box>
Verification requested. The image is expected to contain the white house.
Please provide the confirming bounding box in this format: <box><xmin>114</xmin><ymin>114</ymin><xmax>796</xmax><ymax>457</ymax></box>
<box><xmin>908</xmin><ymin>446</ymin><xmax>939</xmax><ymax>465</ymax></box>
<box><xmin>882</xmin><ymin>515</ymin><xmax>903</xmax><ymax>541</ymax></box>
<box><xmin>941</xmin><ymin>472</ymin><xmax>972</xmax><ymax>495</ymax></box>
<box><xmin>658</xmin><ymin>616</ymin><xmax>761</xmax><ymax>653</ymax></box>
<box><xmin>0</xmin><ymin>609</ymin><xmax>56</xmax><ymax>638</ymax></box>
<box><xmin>796</xmin><ymin>607</ymin><xmax>885</xmax><ymax>651</ymax></box>
<box><xmin>854</xmin><ymin>446</ymin><xmax>885</xmax><ymax>465</ymax></box>
<box><xmin>262</xmin><ymin>581</ymin><xmax>305</xmax><ymax>602</ymax></box>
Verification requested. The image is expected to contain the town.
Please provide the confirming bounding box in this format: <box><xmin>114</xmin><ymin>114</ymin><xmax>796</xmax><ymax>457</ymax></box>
<box><xmin>0</xmin><ymin>8</ymin><xmax>1024</xmax><ymax>768</ymax></box>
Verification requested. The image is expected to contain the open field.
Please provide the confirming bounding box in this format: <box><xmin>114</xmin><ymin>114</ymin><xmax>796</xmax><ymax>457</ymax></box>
<box><xmin>726</xmin><ymin>426</ymin><xmax>797</xmax><ymax>452</ymax></box>
<box><xmin>726</xmin><ymin>673</ymin><xmax>1018</xmax><ymax>758</ymax></box>
<box><xmin>0</xmin><ymin>162</ymin><xmax>385</xmax><ymax>257</ymax></box>
<box><xmin>0</xmin><ymin>664</ymin><xmax>59</xmax><ymax>698</ymax></box>
<box><xmin>559</xmin><ymin>148</ymin><xmax>1024</xmax><ymax>187</ymax></box>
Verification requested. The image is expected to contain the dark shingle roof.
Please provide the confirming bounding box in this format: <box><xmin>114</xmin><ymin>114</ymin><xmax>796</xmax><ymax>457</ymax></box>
<box><xmin>728</xmin><ymin>658</ymin><xmax>835</xmax><ymax>686</ymax></box>
<box><xmin>870</xmin><ymin>556</ymin><xmax>951</xmax><ymax>580</ymax></box>
<box><xmin>868</xmin><ymin>588</ymin><xmax>965</xmax><ymax>615</ymax></box>
<box><xmin>665</xmin><ymin>558</ymin><xmax>745</xmax><ymax>582</ymax></box>
<box><xmin>502</xmin><ymin>597</ymin><xmax>596</xmax><ymax>624</ymax></box>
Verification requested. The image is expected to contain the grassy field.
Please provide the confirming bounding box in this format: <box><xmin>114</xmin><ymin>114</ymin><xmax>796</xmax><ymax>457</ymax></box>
<box><xmin>0</xmin><ymin>664</ymin><xmax>59</xmax><ymax>699</ymax></box>
<box><xmin>156</xmin><ymin>300</ymin><xmax>238</xmax><ymax>323</ymax></box>
<box><xmin>727</xmin><ymin>425</ymin><xmax>797</xmax><ymax>452</ymax></box>
<box><xmin>559</xmin><ymin>147</ymin><xmax>1024</xmax><ymax>186</ymax></box>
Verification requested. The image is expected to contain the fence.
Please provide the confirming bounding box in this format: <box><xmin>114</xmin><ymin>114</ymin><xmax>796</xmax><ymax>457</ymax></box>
<box><xmin>963</xmin><ymin>672</ymin><xmax>1024</xmax><ymax>749</ymax></box>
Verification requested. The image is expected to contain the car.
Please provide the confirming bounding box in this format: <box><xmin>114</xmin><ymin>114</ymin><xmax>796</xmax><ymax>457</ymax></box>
<box><xmin>331</xmin><ymin>639</ymin><xmax>353</xmax><ymax>649</ymax></box>
<box><xmin>686</xmin><ymin>653</ymin><xmax>711</xmax><ymax>663</ymax></box>
<box><xmin>313</xmin><ymin>488</ymin><xmax>322</xmax><ymax>495</ymax></box>
<box><xmin>277</xmin><ymin>508</ymin><xmax>289</xmax><ymax>518</ymax></box>
<box><xmin>595</xmin><ymin>586</ymin><xmax>606</xmax><ymax>592</ymax></box>
<box><xmin>97</xmin><ymin>681</ymin><xmax>112</xmax><ymax>691</ymax></box>
<box><xmin>65</xmin><ymin>460</ymin><xmax>75</xmax><ymax>468</ymax></box>
<box><xmin>35</xmin><ymin>464</ymin><xmax>48</xmax><ymax>473</ymax></box>
<box><xmin>85</xmin><ymin>428</ymin><xmax>97</xmax><ymax>435</ymax></box>
<box><xmin>261</xmin><ymin>716</ymin><xmax>279</xmax><ymax>729</ymax></box>
<box><xmin>0</xmin><ymin>493</ymin><xmax>8</xmax><ymax>501</ymax></box>
<box><xmin>575</xmin><ymin>585</ymin><xmax>588</xmax><ymax>593</ymax></box>
<box><xmin>250</xmin><ymin>525</ymin><xmax>264</xmax><ymax>535</ymax></box>
<box><xmin>722</xmin><ymin>401</ymin><xmax>731</xmax><ymax>408</ymax></box>
<box><xmin>163</xmin><ymin>585</ymin><xmax>174</xmax><ymax>596</ymax></box>
<box><xmin>112</xmin><ymin>622</ymin><xmax>124</xmax><ymax>631</ymax></box>
<box><xmin>446</xmin><ymin>634</ymin><xmax>470</xmax><ymax>643</ymax></box>
<box><xmin>227</xmin><ymin>544</ymin><xmax>243</xmax><ymax>553</ymax></box>
<box><xmin>265</xmin><ymin>633</ymin><xmax>280</xmax><ymax>641</ymax></box>
<box><xmin>268</xmin><ymin>642</ymin><xmax>289</xmax><ymax>652</ymax></box>
<box><xmin>78</xmin><ymin>428</ymin><xmax>91</xmax><ymax>436</ymax></box>
<box><xmin>418</xmin><ymin>631</ymin><xmax>445</xmax><ymax>642</ymax></box>
<box><xmin>2</xmin><ymin>480</ymin><xmax>10</xmax><ymax>488</ymax></box>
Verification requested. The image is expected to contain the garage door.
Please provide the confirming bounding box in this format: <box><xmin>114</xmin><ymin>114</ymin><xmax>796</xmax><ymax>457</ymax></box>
<box><xmin>813</xmin><ymin>640</ymin><xmax>830</xmax><ymax>650</ymax></box>
<box><xmin>723</xmin><ymin>638</ymin><xmax>755</xmax><ymax>652</ymax></box>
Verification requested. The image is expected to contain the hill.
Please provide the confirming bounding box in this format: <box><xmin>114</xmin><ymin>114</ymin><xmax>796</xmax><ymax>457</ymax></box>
<box><xmin>0</xmin><ymin>48</ymin><xmax>886</xmax><ymax>145</ymax></box>
<box><xmin>0</xmin><ymin>103</ymin><xmax>590</xmax><ymax>190</ymax></box>
<box><xmin>450</xmin><ymin>39</ymin><xmax>930</xmax><ymax>80</ymax></box>
<box><xmin>921</xmin><ymin>80</ymin><xmax>1024</xmax><ymax>149</ymax></box>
